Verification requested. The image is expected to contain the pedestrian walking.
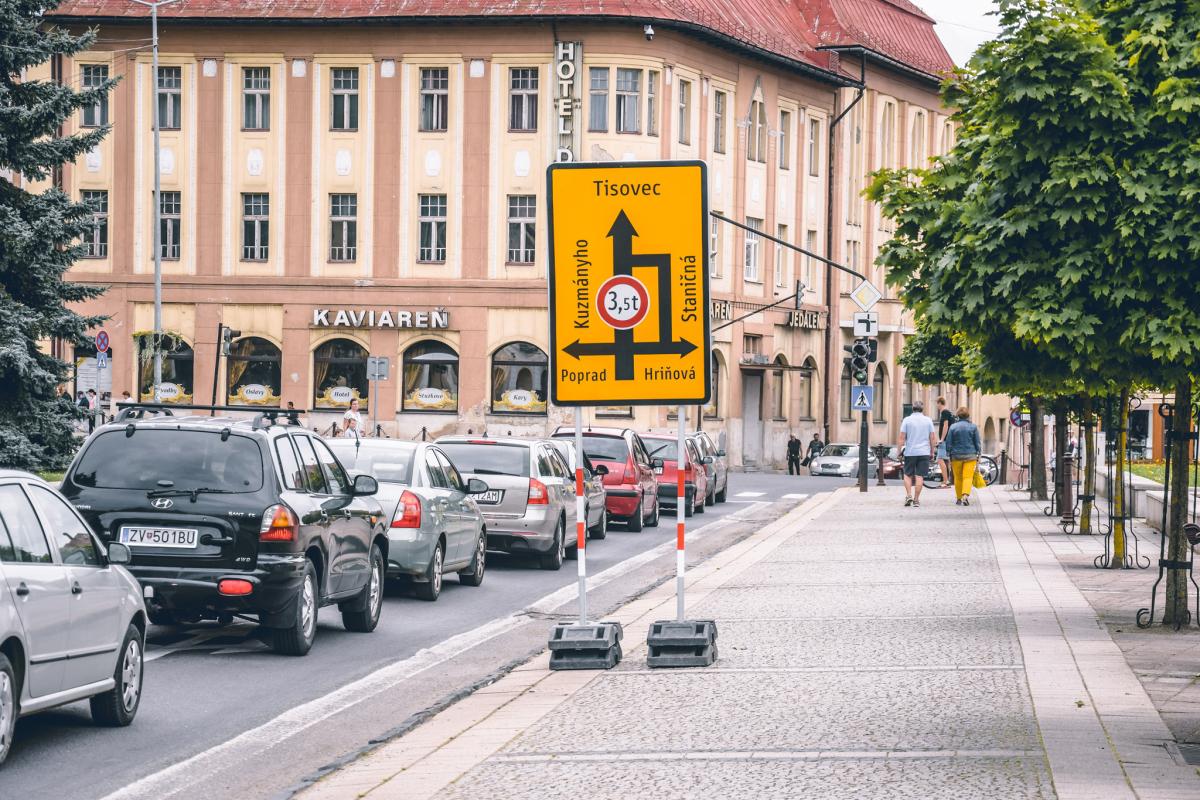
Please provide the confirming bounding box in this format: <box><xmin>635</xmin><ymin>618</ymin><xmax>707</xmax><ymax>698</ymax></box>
<box><xmin>786</xmin><ymin>435</ymin><xmax>802</xmax><ymax>475</ymax></box>
<box><xmin>803</xmin><ymin>433</ymin><xmax>824</xmax><ymax>467</ymax></box>
<box><xmin>85</xmin><ymin>389</ymin><xmax>98</xmax><ymax>433</ymax></box>
<box><xmin>898</xmin><ymin>399</ymin><xmax>937</xmax><ymax>508</ymax></box>
<box><xmin>946</xmin><ymin>406</ymin><xmax>983</xmax><ymax>505</ymax></box>
<box><xmin>935</xmin><ymin>396</ymin><xmax>954</xmax><ymax>488</ymax></box>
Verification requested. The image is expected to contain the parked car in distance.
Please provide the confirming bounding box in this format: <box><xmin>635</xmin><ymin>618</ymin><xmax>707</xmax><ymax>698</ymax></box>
<box><xmin>641</xmin><ymin>434</ymin><xmax>709</xmax><ymax>517</ymax></box>
<box><xmin>437</xmin><ymin>437</ymin><xmax>576</xmax><ymax>570</ymax></box>
<box><xmin>326</xmin><ymin>439</ymin><xmax>490</xmax><ymax>601</ymax></box>
<box><xmin>551</xmin><ymin>427</ymin><xmax>659</xmax><ymax>531</ymax></box>
<box><xmin>61</xmin><ymin>409</ymin><xmax>388</xmax><ymax>656</ymax></box>
<box><xmin>546</xmin><ymin>439</ymin><xmax>609</xmax><ymax>540</ymax></box>
<box><xmin>0</xmin><ymin>471</ymin><xmax>147</xmax><ymax>766</ymax></box>
<box><xmin>881</xmin><ymin>445</ymin><xmax>903</xmax><ymax>479</ymax></box>
<box><xmin>808</xmin><ymin>443</ymin><xmax>878</xmax><ymax>479</ymax></box>
<box><xmin>689</xmin><ymin>430</ymin><xmax>728</xmax><ymax>504</ymax></box>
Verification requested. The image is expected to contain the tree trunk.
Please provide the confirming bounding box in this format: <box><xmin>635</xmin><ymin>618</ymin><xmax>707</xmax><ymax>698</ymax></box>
<box><xmin>1054</xmin><ymin>400</ymin><xmax>1068</xmax><ymax>507</ymax></box>
<box><xmin>1164</xmin><ymin>377</ymin><xmax>1192</xmax><ymax>627</ymax></box>
<box><xmin>1111</xmin><ymin>387</ymin><xmax>1129</xmax><ymax>568</ymax></box>
<box><xmin>1080</xmin><ymin>395</ymin><xmax>1095</xmax><ymax>535</ymax></box>
<box><xmin>1030</xmin><ymin>397</ymin><xmax>1048</xmax><ymax>501</ymax></box>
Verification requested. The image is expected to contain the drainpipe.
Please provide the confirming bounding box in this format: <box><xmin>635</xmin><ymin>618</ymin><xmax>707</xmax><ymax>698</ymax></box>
<box><xmin>822</xmin><ymin>51</ymin><xmax>865</xmax><ymax>444</ymax></box>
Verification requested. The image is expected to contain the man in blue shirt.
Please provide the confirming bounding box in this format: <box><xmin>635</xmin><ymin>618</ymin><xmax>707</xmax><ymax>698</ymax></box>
<box><xmin>898</xmin><ymin>399</ymin><xmax>937</xmax><ymax>508</ymax></box>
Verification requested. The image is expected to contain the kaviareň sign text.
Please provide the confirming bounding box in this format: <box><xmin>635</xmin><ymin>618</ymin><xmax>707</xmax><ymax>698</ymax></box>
<box><xmin>311</xmin><ymin>308</ymin><xmax>450</xmax><ymax>329</ymax></box>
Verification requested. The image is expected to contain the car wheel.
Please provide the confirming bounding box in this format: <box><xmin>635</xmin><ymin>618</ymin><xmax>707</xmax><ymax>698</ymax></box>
<box><xmin>684</xmin><ymin>489</ymin><xmax>696</xmax><ymax>517</ymax></box>
<box><xmin>414</xmin><ymin>541</ymin><xmax>444</xmax><ymax>601</ymax></box>
<box><xmin>0</xmin><ymin>654</ymin><xmax>16</xmax><ymax>765</ymax></box>
<box><xmin>716</xmin><ymin>484</ymin><xmax>727</xmax><ymax>503</ymax></box>
<box><xmin>272</xmin><ymin>561</ymin><xmax>319</xmax><ymax>656</ymax></box>
<box><xmin>646</xmin><ymin>497</ymin><xmax>660</xmax><ymax>528</ymax></box>
<box><xmin>459</xmin><ymin>529</ymin><xmax>487</xmax><ymax>587</ymax></box>
<box><xmin>705</xmin><ymin>486</ymin><xmax>715</xmax><ymax>507</ymax></box>
<box><xmin>90</xmin><ymin>622</ymin><xmax>144</xmax><ymax>726</ymax></box>
<box><xmin>627</xmin><ymin>497</ymin><xmax>644</xmax><ymax>532</ymax></box>
<box><xmin>540</xmin><ymin>520</ymin><xmax>565</xmax><ymax>570</ymax></box>
<box><xmin>342</xmin><ymin>544</ymin><xmax>384</xmax><ymax>632</ymax></box>
<box><xmin>695</xmin><ymin>489</ymin><xmax>706</xmax><ymax>514</ymax></box>
<box><xmin>589</xmin><ymin>509</ymin><xmax>608</xmax><ymax>540</ymax></box>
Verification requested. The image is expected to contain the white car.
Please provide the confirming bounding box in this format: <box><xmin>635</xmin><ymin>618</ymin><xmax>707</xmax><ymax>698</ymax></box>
<box><xmin>0</xmin><ymin>471</ymin><xmax>146</xmax><ymax>766</ymax></box>
<box><xmin>809</xmin><ymin>444</ymin><xmax>878</xmax><ymax>478</ymax></box>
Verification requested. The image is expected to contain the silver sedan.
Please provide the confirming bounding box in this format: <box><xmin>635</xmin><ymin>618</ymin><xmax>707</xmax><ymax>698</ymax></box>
<box><xmin>809</xmin><ymin>443</ymin><xmax>878</xmax><ymax>478</ymax></box>
<box><xmin>326</xmin><ymin>439</ymin><xmax>490</xmax><ymax>602</ymax></box>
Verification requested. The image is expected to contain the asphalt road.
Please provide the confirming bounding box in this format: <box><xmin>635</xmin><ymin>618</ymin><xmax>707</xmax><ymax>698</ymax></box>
<box><xmin>2</xmin><ymin>472</ymin><xmax>856</xmax><ymax>800</ymax></box>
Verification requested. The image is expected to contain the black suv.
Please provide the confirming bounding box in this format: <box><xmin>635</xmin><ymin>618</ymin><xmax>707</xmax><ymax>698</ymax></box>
<box><xmin>61</xmin><ymin>408</ymin><xmax>388</xmax><ymax>656</ymax></box>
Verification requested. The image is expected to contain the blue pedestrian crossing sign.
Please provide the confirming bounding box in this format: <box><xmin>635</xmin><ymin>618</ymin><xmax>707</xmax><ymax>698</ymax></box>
<box><xmin>850</xmin><ymin>385</ymin><xmax>873</xmax><ymax>412</ymax></box>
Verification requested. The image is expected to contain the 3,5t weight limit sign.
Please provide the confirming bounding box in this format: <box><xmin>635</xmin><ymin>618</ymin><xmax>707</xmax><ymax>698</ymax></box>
<box><xmin>596</xmin><ymin>275</ymin><xmax>650</xmax><ymax>330</ymax></box>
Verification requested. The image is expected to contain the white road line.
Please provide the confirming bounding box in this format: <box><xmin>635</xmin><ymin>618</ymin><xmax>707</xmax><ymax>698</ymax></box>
<box><xmin>781</xmin><ymin>493</ymin><xmax>810</xmax><ymax>500</ymax></box>
<box><xmin>100</xmin><ymin>512</ymin><xmax>749</xmax><ymax>800</ymax></box>
<box><xmin>735</xmin><ymin>491</ymin><xmax>766</xmax><ymax>497</ymax></box>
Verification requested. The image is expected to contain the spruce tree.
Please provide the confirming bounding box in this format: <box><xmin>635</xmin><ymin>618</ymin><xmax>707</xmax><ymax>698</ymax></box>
<box><xmin>1</xmin><ymin>1</ymin><xmax>112</xmax><ymax>470</ymax></box>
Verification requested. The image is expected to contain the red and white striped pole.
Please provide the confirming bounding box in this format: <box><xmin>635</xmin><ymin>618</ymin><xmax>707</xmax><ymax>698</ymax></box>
<box><xmin>676</xmin><ymin>407</ymin><xmax>687</xmax><ymax>621</ymax></box>
<box><xmin>574</xmin><ymin>406</ymin><xmax>588</xmax><ymax>625</ymax></box>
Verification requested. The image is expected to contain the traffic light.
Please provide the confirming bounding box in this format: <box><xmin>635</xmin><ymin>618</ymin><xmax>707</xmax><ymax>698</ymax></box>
<box><xmin>794</xmin><ymin>279</ymin><xmax>805</xmax><ymax>310</ymax></box>
<box><xmin>850</xmin><ymin>338</ymin><xmax>870</xmax><ymax>384</ymax></box>
<box><xmin>867</xmin><ymin>338</ymin><xmax>878</xmax><ymax>363</ymax></box>
<box><xmin>221</xmin><ymin>327</ymin><xmax>241</xmax><ymax>356</ymax></box>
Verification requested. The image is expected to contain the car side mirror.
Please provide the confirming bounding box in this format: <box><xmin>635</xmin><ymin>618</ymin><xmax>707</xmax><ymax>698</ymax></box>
<box><xmin>593</xmin><ymin>464</ymin><xmax>609</xmax><ymax>476</ymax></box>
<box><xmin>717</xmin><ymin>450</ymin><xmax>726</xmax><ymax>457</ymax></box>
<box><xmin>702</xmin><ymin>456</ymin><xmax>714</xmax><ymax>465</ymax></box>
<box><xmin>352</xmin><ymin>474</ymin><xmax>379</xmax><ymax>496</ymax></box>
<box><xmin>467</xmin><ymin>477</ymin><xmax>490</xmax><ymax>494</ymax></box>
<box><xmin>652</xmin><ymin>457</ymin><xmax>664</xmax><ymax>469</ymax></box>
<box><xmin>107</xmin><ymin>541</ymin><xmax>132</xmax><ymax>565</ymax></box>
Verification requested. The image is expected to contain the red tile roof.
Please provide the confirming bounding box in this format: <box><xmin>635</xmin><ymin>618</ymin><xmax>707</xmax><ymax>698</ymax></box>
<box><xmin>48</xmin><ymin>0</ymin><xmax>952</xmax><ymax>79</ymax></box>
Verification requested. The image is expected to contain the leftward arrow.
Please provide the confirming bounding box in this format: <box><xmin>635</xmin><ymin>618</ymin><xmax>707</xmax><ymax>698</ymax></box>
<box><xmin>564</xmin><ymin>338</ymin><xmax>697</xmax><ymax>360</ymax></box>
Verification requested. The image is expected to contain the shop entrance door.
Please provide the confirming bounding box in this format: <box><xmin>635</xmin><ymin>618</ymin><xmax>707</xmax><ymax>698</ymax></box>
<box><xmin>741</xmin><ymin>371</ymin><xmax>763</xmax><ymax>467</ymax></box>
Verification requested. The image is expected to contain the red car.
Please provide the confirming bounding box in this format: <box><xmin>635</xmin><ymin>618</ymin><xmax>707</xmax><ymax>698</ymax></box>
<box><xmin>552</xmin><ymin>427</ymin><xmax>660</xmax><ymax>531</ymax></box>
<box><xmin>641</xmin><ymin>433</ymin><xmax>709</xmax><ymax>518</ymax></box>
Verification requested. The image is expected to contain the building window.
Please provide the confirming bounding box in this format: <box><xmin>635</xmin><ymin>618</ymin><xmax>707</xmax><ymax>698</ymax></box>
<box><xmin>314</xmin><ymin>338</ymin><xmax>368</xmax><ymax>410</ymax></box>
<box><xmin>743</xmin><ymin>334</ymin><xmax>762</xmax><ymax>356</ymax></box>
<box><xmin>242</xmin><ymin>67</ymin><xmax>271</xmax><ymax>130</ymax></box>
<box><xmin>873</xmin><ymin>365</ymin><xmax>887</xmax><ymax>422</ymax></box>
<box><xmin>81</xmin><ymin>65</ymin><xmax>109</xmax><ymax>127</ymax></box>
<box><xmin>588</xmin><ymin>67</ymin><xmax>609</xmax><ymax>132</ymax></box>
<box><xmin>902</xmin><ymin>377</ymin><xmax>914</xmax><ymax>415</ymax></box>
<box><xmin>226</xmin><ymin>336</ymin><xmax>281</xmax><ymax>406</ymax></box>
<box><xmin>420</xmin><ymin>67</ymin><xmax>449</xmax><ymax>132</ymax></box>
<box><xmin>941</xmin><ymin>119</ymin><xmax>955</xmax><ymax>154</ymax></box>
<box><xmin>418</xmin><ymin>194</ymin><xmax>447</xmax><ymax>263</ymax></box>
<box><xmin>804</xmin><ymin>230</ymin><xmax>818</xmax><ymax>293</ymax></box>
<box><xmin>647</xmin><ymin>70</ymin><xmax>659</xmax><ymax>136</ymax></box>
<box><xmin>748</xmin><ymin>98</ymin><xmax>767</xmax><ymax>162</ymax></box>
<box><xmin>844</xmin><ymin>240</ymin><xmax>860</xmax><ymax>294</ymax></box>
<box><xmin>799</xmin><ymin>358</ymin><xmax>817</xmax><ymax>418</ymax></box>
<box><xmin>615</xmin><ymin>68</ymin><xmax>641</xmax><ymax>133</ymax></box>
<box><xmin>491</xmin><ymin>342</ymin><xmax>548</xmax><ymax>414</ymax></box>
<box><xmin>159</xmin><ymin>191</ymin><xmax>181</xmax><ymax>260</ymax></box>
<box><xmin>241</xmin><ymin>193</ymin><xmax>269</xmax><ymax>261</ymax></box>
<box><xmin>81</xmin><ymin>190</ymin><xmax>108</xmax><ymax>258</ymax></box>
<box><xmin>807</xmin><ymin>118</ymin><xmax>821</xmax><ymax>176</ymax></box>
<box><xmin>847</xmin><ymin>102</ymin><xmax>864</xmax><ymax>225</ymax></box>
<box><xmin>771</xmin><ymin>356</ymin><xmax>787</xmax><ymax>420</ymax></box>
<box><xmin>508</xmin><ymin>67</ymin><xmax>538</xmax><ymax>132</ymax></box>
<box><xmin>775</xmin><ymin>223</ymin><xmax>788</xmax><ymax>287</ymax></box>
<box><xmin>331</xmin><ymin>67</ymin><xmax>359</xmax><ymax>131</ymax></box>
<box><xmin>677</xmin><ymin>79</ymin><xmax>691</xmax><ymax>145</ymax></box>
<box><xmin>137</xmin><ymin>334</ymin><xmax>194</xmax><ymax>403</ymax></box>
<box><xmin>329</xmin><ymin>193</ymin><xmax>357</xmax><ymax>262</ymax></box>
<box><xmin>155</xmin><ymin>66</ymin><xmax>182</xmax><ymax>130</ymax></box>
<box><xmin>910</xmin><ymin>110</ymin><xmax>926</xmax><ymax>166</ymax></box>
<box><xmin>506</xmin><ymin>195</ymin><xmax>536</xmax><ymax>264</ymax></box>
<box><xmin>743</xmin><ymin>217</ymin><xmax>762</xmax><ymax>282</ymax></box>
<box><xmin>403</xmin><ymin>341</ymin><xmax>459</xmax><ymax>412</ymax></box>
<box><xmin>841</xmin><ymin>361</ymin><xmax>853</xmax><ymax>421</ymax></box>
<box><xmin>713</xmin><ymin>90</ymin><xmax>727</xmax><ymax>154</ymax></box>
<box><xmin>779</xmin><ymin>109</ymin><xmax>791</xmax><ymax>169</ymax></box>
<box><xmin>880</xmin><ymin>101</ymin><xmax>897</xmax><ymax>170</ymax></box>
<box><xmin>709</xmin><ymin>214</ymin><xmax>721</xmax><ymax>277</ymax></box>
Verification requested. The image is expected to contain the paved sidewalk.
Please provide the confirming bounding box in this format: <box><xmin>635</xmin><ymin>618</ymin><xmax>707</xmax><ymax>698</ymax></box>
<box><xmin>299</xmin><ymin>486</ymin><xmax>1200</xmax><ymax>800</ymax></box>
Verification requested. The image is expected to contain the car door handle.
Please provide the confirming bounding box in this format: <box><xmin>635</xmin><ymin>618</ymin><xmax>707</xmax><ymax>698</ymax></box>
<box><xmin>14</xmin><ymin>582</ymin><xmax>29</xmax><ymax>597</ymax></box>
<box><xmin>342</xmin><ymin>509</ymin><xmax>352</xmax><ymax>519</ymax></box>
<box><xmin>317</xmin><ymin>510</ymin><xmax>329</xmax><ymax>523</ymax></box>
<box><xmin>71</xmin><ymin>581</ymin><xmax>82</xmax><ymax>595</ymax></box>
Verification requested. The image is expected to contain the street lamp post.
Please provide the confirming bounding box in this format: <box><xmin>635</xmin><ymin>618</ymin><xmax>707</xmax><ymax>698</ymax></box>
<box><xmin>131</xmin><ymin>0</ymin><xmax>178</xmax><ymax>402</ymax></box>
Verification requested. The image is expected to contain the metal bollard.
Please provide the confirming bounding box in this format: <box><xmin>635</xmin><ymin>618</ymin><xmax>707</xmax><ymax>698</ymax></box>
<box><xmin>874</xmin><ymin>444</ymin><xmax>889</xmax><ymax>487</ymax></box>
<box><xmin>999</xmin><ymin>448</ymin><xmax>1008</xmax><ymax>485</ymax></box>
<box><xmin>1060</xmin><ymin>454</ymin><xmax>1075</xmax><ymax>527</ymax></box>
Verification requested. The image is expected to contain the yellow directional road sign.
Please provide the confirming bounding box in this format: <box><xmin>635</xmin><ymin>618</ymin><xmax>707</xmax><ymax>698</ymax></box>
<box><xmin>547</xmin><ymin>161</ymin><xmax>711</xmax><ymax>406</ymax></box>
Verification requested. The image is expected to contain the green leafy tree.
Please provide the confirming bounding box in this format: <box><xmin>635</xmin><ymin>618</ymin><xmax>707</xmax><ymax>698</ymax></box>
<box><xmin>898</xmin><ymin>321</ymin><xmax>968</xmax><ymax>387</ymax></box>
<box><xmin>1</xmin><ymin>1</ymin><xmax>111</xmax><ymax>469</ymax></box>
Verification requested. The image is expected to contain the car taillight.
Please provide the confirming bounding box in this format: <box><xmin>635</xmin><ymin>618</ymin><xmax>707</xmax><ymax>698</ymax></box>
<box><xmin>390</xmin><ymin>490</ymin><xmax>422</xmax><ymax>528</ymax></box>
<box><xmin>624</xmin><ymin>460</ymin><xmax>637</xmax><ymax>485</ymax></box>
<box><xmin>260</xmin><ymin>504</ymin><xmax>297</xmax><ymax>542</ymax></box>
<box><xmin>218</xmin><ymin>579</ymin><xmax>254</xmax><ymax>596</ymax></box>
<box><xmin>528</xmin><ymin>478</ymin><xmax>549</xmax><ymax>505</ymax></box>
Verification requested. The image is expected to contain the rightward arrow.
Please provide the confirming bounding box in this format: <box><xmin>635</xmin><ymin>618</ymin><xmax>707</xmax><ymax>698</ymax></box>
<box><xmin>564</xmin><ymin>338</ymin><xmax>698</xmax><ymax>360</ymax></box>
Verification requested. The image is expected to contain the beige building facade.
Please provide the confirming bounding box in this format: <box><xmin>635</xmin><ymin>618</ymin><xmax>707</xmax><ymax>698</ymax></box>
<box><xmin>42</xmin><ymin>1</ymin><xmax>1011</xmax><ymax>467</ymax></box>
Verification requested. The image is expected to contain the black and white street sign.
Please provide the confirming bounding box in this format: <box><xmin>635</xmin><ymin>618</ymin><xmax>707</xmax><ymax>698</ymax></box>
<box><xmin>852</xmin><ymin>312</ymin><xmax>879</xmax><ymax>337</ymax></box>
<box><xmin>367</xmin><ymin>356</ymin><xmax>390</xmax><ymax>381</ymax></box>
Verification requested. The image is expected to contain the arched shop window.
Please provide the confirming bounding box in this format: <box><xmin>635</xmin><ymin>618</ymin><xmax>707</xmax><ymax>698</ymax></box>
<box><xmin>227</xmin><ymin>337</ymin><xmax>282</xmax><ymax>406</ymax></box>
<box><xmin>314</xmin><ymin>338</ymin><xmax>369</xmax><ymax>410</ymax></box>
<box><xmin>798</xmin><ymin>358</ymin><xmax>817</xmax><ymax>419</ymax></box>
<box><xmin>403</xmin><ymin>341</ymin><xmax>459</xmax><ymax>412</ymax></box>
<box><xmin>491</xmin><ymin>342</ymin><xmax>548</xmax><ymax>414</ymax></box>
<box><xmin>136</xmin><ymin>334</ymin><xmax>194</xmax><ymax>404</ymax></box>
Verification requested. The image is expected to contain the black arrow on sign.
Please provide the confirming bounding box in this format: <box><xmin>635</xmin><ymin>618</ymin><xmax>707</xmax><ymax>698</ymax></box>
<box><xmin>606</xmin><ymin>210</ymin><xmax>675</xmax><ymax>379</ymax></box>
<box><xmin>564</xmin><ymin>338</ymin><xmax>698</xmax><ymax>360</ymax></box>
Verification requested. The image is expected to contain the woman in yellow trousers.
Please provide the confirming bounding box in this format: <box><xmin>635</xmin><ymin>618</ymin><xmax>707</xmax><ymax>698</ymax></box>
<box><xmin>944</xmin><ymin>406</ymin><xmax>982</xmax><ymax>506</ymax></box>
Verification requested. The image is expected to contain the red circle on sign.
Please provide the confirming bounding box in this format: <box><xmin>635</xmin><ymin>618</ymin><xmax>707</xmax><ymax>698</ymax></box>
<box><xmin>595</xmin><ymin>276</ymin><xmax>650</xmax><ymax>330</ymax></box>
<box><xmin>95</xmin><ymin>330</ymin><xmax>110</xmax><ymax>353</ymax></box>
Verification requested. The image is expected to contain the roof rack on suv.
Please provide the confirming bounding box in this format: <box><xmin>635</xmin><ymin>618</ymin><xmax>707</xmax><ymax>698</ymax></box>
<box><xmin>115</xmin><ymin>402</ymin><xmax>304</xmax><ymax>429</ymax></box>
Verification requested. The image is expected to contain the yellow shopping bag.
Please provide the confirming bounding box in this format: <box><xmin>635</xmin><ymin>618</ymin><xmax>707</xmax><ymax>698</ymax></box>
<box><xmin>973</xmin><ymin>468</ymin><xmax>986</xmax><ymax>489</ymax></box>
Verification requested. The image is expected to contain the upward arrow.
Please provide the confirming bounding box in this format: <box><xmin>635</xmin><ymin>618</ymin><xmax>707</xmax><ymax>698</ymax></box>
<box><xmin>607</xmin><ymin>210</ymin><xmax>638</xmax><ymax>240</ymax></box>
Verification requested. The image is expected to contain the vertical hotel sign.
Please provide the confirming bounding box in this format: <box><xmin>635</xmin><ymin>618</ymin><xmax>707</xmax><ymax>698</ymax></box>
<box><xmin>555</xmin><ymin>41</ymin><xmax>582</xmax><ymax>162</ymax></box>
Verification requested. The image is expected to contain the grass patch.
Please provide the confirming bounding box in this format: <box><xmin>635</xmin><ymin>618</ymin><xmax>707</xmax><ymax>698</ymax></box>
<box><xmin>1128</xmin><ymin>462</ymin><xmax>1200</xmax><ymax>487</ymax></box>
<box><xmin>36</xmin><ymin>471</ymin><xmax>66</xmax><ymax>484</ymax></box>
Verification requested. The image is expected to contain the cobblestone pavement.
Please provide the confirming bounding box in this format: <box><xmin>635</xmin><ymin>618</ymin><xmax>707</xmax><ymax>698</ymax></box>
<box><xmin>300</xmin><ymin>487</ymin><xmax>1200</xmax><ymax>800</ymax></box>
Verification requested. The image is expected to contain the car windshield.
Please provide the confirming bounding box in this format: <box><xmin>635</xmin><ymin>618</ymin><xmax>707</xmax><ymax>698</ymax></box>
<box><xmin>71</xmin><ymin>429</ymin><xmax>264</xmax><ymax>492</ymax></box>
<box><xmin>439</xmin><ymin>443</ymin><xmax>531</xmax><ymax>477</ymax></box>
<box><xmin>327</xmin><ymin>441</ymin><xmax>417</xmax><ymax>484</ymax></box>
<box><xmin>644</xmin><ymin>439</ymin><xmax>679</xmax><ymax>461</ymax></box>
<box><xmin>822</xmin><ymin>445</ymin><xmax>857</xmax><ymax>458</ymax></box>
<box><xmin>577</xmin><ymin>436</ymin><xmax>629</xmax><ymax>463</ymax></box>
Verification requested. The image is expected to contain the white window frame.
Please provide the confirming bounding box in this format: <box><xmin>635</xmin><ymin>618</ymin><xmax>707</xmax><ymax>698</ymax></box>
<box><xmin>744</xmin><ymin>217</ymin><xmax>762</xmax><ymax>282</ymax></box>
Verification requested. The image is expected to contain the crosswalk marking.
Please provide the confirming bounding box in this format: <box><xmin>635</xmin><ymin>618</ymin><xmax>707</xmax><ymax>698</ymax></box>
<box><xmin>735</xmin><ymin>491</ymin><xmax>766</xmax><ymax>497</ymax></box>
<box><xmin>782</xmin><ymin>493</ymin><xmax>810</xmax><ymax>500</ymax></box>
